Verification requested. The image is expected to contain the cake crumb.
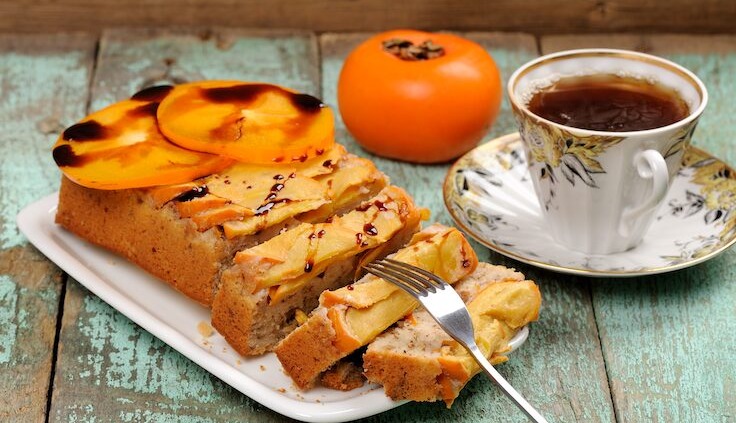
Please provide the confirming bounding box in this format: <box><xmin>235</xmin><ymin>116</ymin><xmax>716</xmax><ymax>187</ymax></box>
<box><xmin>259</xmin><ymin>365</ymin><xmax>267</xmax><ymax>372</ymax></box>
<box><xmin>197</xmin><ymin>321</ymin><xmax>214</xmax><ymax>338</ymax></box>
<box><xmin>277</xmin><ymin>388</ymin><xmax>287</xmax><ymax>393</ymax></box>
<box><xmin>321</xmin><ymin>361</ymin><xmax>366</xmax><ymax>391</ymax></box>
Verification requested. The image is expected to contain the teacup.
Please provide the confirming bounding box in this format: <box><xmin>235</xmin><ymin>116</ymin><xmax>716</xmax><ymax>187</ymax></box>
<box><xmin>508</xmin><ymin>49</ymin><xmax>708</xmax><ymax>255</ymax></box>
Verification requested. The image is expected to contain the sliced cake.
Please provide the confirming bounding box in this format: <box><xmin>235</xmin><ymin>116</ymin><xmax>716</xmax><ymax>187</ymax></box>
<box><xmin>211</xmin><ymin>186</ymin><xmax>425</xmax><ymax>355</ymax></box>
<box><xmin>363</xmin><ymin>263</ymin><xmax>541</xmax><ymax>405</ymax></box>
<box><xmin>274</xmin><ymin>224</ymin><xmax>478</xmax><ymax>388</ymax></box>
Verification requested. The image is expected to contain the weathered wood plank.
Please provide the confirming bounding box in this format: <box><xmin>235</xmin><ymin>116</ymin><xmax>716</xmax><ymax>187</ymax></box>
<box><xmin>321</xmin><ymin>32</ymin><xmax>615</xmax><ymax>422</ymax></box>
<box><xmin>542</xmin><ymin>34</ymin><xmax>736</xmax><ymax>423</ymax></box>
<box><xmin>53</xmin><ymin>282</ymin><xmax>288</xmax><ymax>422</ymax></box>
<box><xmin>0</xmin><ymin>34</ymin><xmax>96</xmax><ymax>422</ymax></box>
<box><xmin>49</xmin><ymin>28</ymin><xmax>319</xmax><ymax>422</ymax></box>
<box><xmin>0</xmin><ymin>0</ymin><xmax>735</xmax><ymax>34</ymax></box>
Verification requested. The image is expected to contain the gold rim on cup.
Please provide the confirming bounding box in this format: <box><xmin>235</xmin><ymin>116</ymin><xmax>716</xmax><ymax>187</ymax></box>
<box><xmin>507</xmin><ymin>48</ymin><xmax>709</xmax><ymax>138</ymax></box>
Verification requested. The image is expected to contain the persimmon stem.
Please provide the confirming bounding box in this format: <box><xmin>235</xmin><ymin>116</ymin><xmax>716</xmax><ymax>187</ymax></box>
<box><xmin>382</xmin><ymin>38</ymin><xmax>445</xmax><ymax>61</ymax></box>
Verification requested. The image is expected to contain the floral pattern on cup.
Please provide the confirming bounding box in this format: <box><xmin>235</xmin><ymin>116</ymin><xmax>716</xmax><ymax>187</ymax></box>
<box><xmin>513</xmin><ymin>109</ymin><xmax>624</xmax><ymax>188</ymax></box>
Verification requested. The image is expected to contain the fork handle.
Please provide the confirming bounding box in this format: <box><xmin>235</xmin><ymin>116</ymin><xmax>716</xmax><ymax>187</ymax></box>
<box><xmin>467</xmin><ymin>344</ymin><xmax>549</xmax><ymax>423</ymax></box>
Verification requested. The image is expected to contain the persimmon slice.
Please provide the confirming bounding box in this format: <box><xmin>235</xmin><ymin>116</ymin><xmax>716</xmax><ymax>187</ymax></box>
<box><xmin>156</xmin><ymin>81</ymin><xmax>335</xmax><ymax>164</ymax></box>
<box><xmin>53</xmin><ymin>90</ymin><xmax>232</xmax><ymax>190</ymax></box>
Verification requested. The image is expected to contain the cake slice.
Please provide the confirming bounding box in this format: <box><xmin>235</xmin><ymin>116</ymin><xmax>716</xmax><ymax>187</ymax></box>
<box><xmin>363</xmin><ymin>263</ymin><xmax>541</xmax><ymax>405</ymax></box>
<box><xmin>211</xmin><ymin>186</ymin><xmax>425</xmax><ymax>355</ymax></box>
<box><xmin>274</xmin><ymin>224</ymin><xmax>478</xmax><ymax>389</ymax></box>
<box><xmin>55</xmin><ymin>144</ymin><xmax>387</xmax><ymax>306</ymax></box>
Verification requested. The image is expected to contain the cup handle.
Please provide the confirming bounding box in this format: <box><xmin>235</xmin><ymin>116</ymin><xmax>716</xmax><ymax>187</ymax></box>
<box><xmin>618</xmin><ymin>149</ymin><xmax>669</xmax><ymax>238</ymax></box>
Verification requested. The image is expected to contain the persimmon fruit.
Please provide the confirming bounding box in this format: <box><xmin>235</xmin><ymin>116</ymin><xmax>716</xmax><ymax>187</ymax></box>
<box><xmin>337</xmin><ymin>30</ymin><xmax>502</xmax><ymax>163</ymax></box>
<box><xmin>157</xmin><ymin>81</ymin><xmax>335</xmax><ymax>164</ymax></box>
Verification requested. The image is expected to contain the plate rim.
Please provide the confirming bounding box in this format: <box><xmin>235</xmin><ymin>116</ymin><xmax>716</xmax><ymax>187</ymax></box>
<box><xmin>443</xmin><ymin>132</ymin><xmax>736</xmax><ymax>278</ymax></box>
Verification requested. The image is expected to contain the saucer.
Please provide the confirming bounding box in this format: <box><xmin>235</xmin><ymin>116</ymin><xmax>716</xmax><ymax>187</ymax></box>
<box><xmin>443</xmin><ymin>133</ymin><xmax>736</xmax><ymax>277</ymax></box>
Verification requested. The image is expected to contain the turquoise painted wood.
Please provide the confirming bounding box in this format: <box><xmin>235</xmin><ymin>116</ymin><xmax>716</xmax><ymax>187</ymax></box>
<box><xmin>0</xmin><ymin>29</ymin><xmax>732</xmax><ymax>423</ymax></box>
<box><xmin>0</xmin><ymin>34</ymin><xmax>95</xmax><ymax>422</ymax></box>
<box><xmin>542</xmin><ymin>35</ymin><xmax>736</xmax><ymax>423</ymax></box>
<box><xmin>49</xmin><ymin>29</ymin><xmax>320</xmax><ymax>422</ymax></box>
<box><xmin>321</xmin><ymin>32</ymin><xmax>615</xmax><ymax>423</ymax></box>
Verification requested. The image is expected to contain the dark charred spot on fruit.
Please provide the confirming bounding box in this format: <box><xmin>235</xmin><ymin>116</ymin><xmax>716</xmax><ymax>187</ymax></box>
<box><xmin>53</xmin><ymin>144</ymin><xmax>87</xmax><ymax>167</ymax></box>
<box><xmin>63</xmin><ymin>120</ymin><xmax>106</xmax><ymax>142</ymax></box>
<box><xmin>204</xmin><ymin>84</ymin><xmax>268</xmax><ymax>103</ymax></box>
<box><xmin>131</xmin><ymin>85</ymin><xmax>174</xmax><ymax>102</ymax></box>
<box><xmin>291</xmin><ymin>93</ymin><xmax>325</xmax><ymax>113</ymax></box>
<box><xmin>129</xmin><ymin>102</ymin><xmax>160</xmax><ymax>117</ymax></box>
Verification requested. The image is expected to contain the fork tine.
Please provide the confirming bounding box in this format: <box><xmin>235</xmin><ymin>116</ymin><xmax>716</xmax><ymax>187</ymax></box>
<box><xmin>364</xmin><ymin>263</ymin><xmax>428</xmax><ymax>295</ymax></box>
<box><xmin>374</xmin><ymin>260</ymin><xmax>437</xmax><ymax>293</ymax></box>
<box><xmin>369</xmin><ymin>261</ymin><xmax>437</xmax><ymax>293</ymax></box>
<box><xmin>382</xmin><ymin>258</ymin><xmax>448</xmax><ymax>290</ymax></box>
<box><xmin>363</xmin><ymin>263</ymin><xmax>428</xmax><ymax>297</ymax></box>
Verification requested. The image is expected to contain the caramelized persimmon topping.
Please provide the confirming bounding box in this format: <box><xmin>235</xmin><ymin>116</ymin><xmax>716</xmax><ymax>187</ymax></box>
<box><xmin>52</xmin><ymin>87</ymin><xmax>232</xmax><ymax>190</ymax></box>
<box><xmin>157</xmin><ymin>81</ymin><xmax>335</xmax><ymax>164</ymax></box>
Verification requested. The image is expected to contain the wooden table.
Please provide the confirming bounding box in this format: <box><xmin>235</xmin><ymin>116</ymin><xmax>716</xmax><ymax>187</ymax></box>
<box><xmin>1</xmin><ymin>29</ymin><xmax>734</xmax><ymax>423</ymax></box>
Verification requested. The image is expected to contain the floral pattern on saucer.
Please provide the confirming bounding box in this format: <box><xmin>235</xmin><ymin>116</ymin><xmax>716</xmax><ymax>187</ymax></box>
<box><xmin>443</xmin><ymin>133</ymin><xmax>736</xmax><ymax>276</ymax></box>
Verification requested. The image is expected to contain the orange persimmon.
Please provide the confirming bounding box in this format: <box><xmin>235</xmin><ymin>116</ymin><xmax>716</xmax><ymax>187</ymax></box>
<box><xmin>337</xmin><ymin>30</ymin><xmax>502</xmax><ymax>163</ymax></box>
<box><xmin>157</xmin><ymin>81</ymin><xmax>335</xmax><ymax>164</ymax></box>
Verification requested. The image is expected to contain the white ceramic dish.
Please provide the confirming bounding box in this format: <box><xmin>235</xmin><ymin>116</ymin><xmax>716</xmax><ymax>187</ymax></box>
<box><xmin>18</xmin><ymin>194</ymin><xmax>529</xmax><ymax>423</ymax></box>
<box><xmin>443</xmin><ymin>133</ymin><xmax>736</xmax><ymax>277</ymax></box>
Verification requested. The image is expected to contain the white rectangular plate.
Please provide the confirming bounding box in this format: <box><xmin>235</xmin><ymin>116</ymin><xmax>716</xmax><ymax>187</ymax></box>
<box><xmin>17</xmin><ymin>193</ymin><xmax>528</xmax><ymax>422</ymax></box>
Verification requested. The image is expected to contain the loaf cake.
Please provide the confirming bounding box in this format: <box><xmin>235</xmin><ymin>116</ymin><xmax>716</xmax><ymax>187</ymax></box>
<box><xmin>363</xmin><ymin>263</ymin><xmax>541</xmax><ymax>405</ymax></box>
<box><xmin>274</xmin><ymin>224</ymin><xmax>478</xmax><ymax>389</ymax></box>
<box><xmin>56</xmin><ymin>145</ymin><xmax>387</xmax><ymax>306</ymax></box>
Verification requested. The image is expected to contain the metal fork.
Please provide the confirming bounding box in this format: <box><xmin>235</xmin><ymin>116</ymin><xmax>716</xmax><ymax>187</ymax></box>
<box><xmin>363</xmin><ymin>258</ymin><xmax>548</xmax><ymax>423</ymax></box>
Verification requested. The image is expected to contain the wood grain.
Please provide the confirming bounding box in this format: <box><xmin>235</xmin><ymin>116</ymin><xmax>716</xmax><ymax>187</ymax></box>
<box><xmin>542</xmin><ymin>34</ymin><xmax>736</xmax><ymax>423</ymax></box>
<box><xmin>0</xmin><ymin>0</ymin><xmax>735</xmax><ymax>34</ymax></box>
<box><xmin>0</xmin><ymin>34</ymin><xmax>96</xmax><ymax>422</ymax></box>
<box><xmin>321</xmin><ymin>32</ymin><xmax>616</xmax><ymax>422</ymax></box>
<box><xmin>48</xmin><ymin>29</ymin><xmax>318</xmax><ymax>422</ymax></box>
